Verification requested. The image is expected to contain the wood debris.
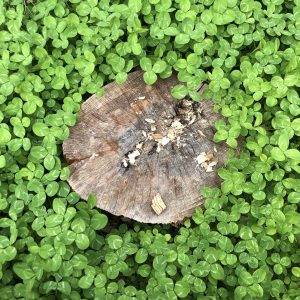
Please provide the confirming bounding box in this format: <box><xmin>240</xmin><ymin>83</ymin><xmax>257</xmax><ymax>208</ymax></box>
<box><xmin>137</xmin><ymin>98</ymin><xmax>203</xmax><ymax>155</ymax></box>
<box><xmin>122</xmin><ymin>96</ymin><xmax>212</xmax><ymax>168</ymax></box>
<box><xmin>156</xmin><ymin>143</ymin><xmax>162</xmax><ymax>153</ymax></box>
<box><xmin>206</xmin><ymin>161</ymin><xmax>218</xmax><ymax>173</ymax></box>
<box><xmin>161</xmin><ymin>136</ymin><xmax>170</xmax><ymax>146</ymax></box>
<box><xmin>150</xmin><ymin>124</ymin><xmax>156</xmax><ymax>131</ymax></box>
<box><xmin>189</xmin><ymin>114</ymin><xmax>196</xmax><ymax>125</ymax></box>
<box><xmin>128</xmin><ymin>150</ymin><xmax>140</xmax><ymax>165</ymax></box>
<box><xmin>182</xmin><ymin>99</ymin><xmax>193</xmax><ymax>107</ymax></box>
<box><xmin>145</xmin><ymin>118</ymin><xmax>156</xmax><ymax>124</ymax></box>
<box><xmin>201</xmin><ymin>162</ymin><xmax>208</xmax><ymax>169</ymax></box>
<box><xmin>90</xmin><ymin>153</ymin><xmax>99</xmax><ymax>160</ymax></box>
<box><xmin>196</xmin><ymin>152</ymin><xmax>218</xmax><ymax>172</ymax></box>
<box><xmin>171</xmin><ymin>119</ymin><xmax>185</xmax><ymax>130</ymax></box>
<box><xmin>177</xmin><ymin>99</ymin><xmax>202</xmax><ymax>125</ymax></box>
<box><xmin>149</xmin><ymin>133</ymin><xmax>162</xmax><ymax>141</ymax></box>
<box><xmin>122</xmin><ymin>158</ymin><xmax>128</xmax><ymax>168</ymax></box>
<box><xmin>198</xmin><ymin>130</ymin><xmax>206</xmax><ymax>137</ymax></box>
<box><xmin>206</xmin><ymin>153</ymin><xmax>214</xmax><ymax>160</ymax></box>
<box><xmin>167</xmin><ymin>128</ymin><xmax>176</xmax><ymax>141</ymax></box>
<box><xmin>196</xmin><ymin>152</ymin><xmax>208</xmax><ymax>164</ymax></box>
<box><xmin>151</xmin><ymin>193</ymin><xmax>166</xmax><ymax>215</ymax></box>
<box><xmin>136</xmin><ymin>142</ymin><xmax>144</xmax><ymax>150</ymax></box>
<box><xmin>123</xmin><ymin>149</ymin><xmax>141</xmax><ymax>167</ymax></box>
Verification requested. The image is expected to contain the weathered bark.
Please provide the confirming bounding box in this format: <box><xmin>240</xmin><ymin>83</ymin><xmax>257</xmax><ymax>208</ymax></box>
<box><xmin>63</xmin><ymin>70</ymin><xmax>230</xmax><ymax>223</ymax></box>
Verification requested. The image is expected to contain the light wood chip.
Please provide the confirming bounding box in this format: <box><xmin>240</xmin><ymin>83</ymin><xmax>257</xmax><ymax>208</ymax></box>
<box><xmin>151</xmin><ymin>193</ymin><xmax>166</xmax><ymax>215</ymax></box>
<box><xmin>145</xmin><ymin>118</ymin><xmax>156</xmax><ymax>124</ymax></box>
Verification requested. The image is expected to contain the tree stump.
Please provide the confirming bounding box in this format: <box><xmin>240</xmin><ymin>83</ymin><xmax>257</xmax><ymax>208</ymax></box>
<box><xmin>63</xmin><ymin>70</ymin><xmax>230</xmax><ymax>223</ymax></box>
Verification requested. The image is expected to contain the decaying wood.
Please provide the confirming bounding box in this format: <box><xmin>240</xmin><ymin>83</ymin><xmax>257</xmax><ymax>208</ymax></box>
<box><xmin>63</xmin><ymin>70</ymin><xmax>231</xmax><ymax>224</ymax></box>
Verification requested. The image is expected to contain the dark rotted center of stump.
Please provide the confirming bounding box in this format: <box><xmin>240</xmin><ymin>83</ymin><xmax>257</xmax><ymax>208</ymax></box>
<box><xmin>120</xmin><ymin>97</ymin><xmax>218</xmax><ymax>174</ymax></box>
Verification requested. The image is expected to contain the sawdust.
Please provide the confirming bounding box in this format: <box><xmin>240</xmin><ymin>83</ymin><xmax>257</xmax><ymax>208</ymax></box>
<box><xmin>143</xmin><ymin>98</ymin><xmax>202</xmax><ymax>152</ymax></box>
<box><xmin>122</xmin><ymin>97</ymin><xmax>215</xmax><ymax>170</ymax></box>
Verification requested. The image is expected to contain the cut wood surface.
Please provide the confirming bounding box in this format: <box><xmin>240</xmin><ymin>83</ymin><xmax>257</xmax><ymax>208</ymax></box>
<box><xmin>63</xmin><ymin>70</ymin><xmax>230</xmax><ymax>223</ymax></box>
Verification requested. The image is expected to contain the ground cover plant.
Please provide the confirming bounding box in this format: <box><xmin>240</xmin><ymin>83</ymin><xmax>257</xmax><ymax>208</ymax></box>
<box><xmin>0</xmin><ymin>0</ymin><xmax>300</xmax><ymax>299</ymax></box>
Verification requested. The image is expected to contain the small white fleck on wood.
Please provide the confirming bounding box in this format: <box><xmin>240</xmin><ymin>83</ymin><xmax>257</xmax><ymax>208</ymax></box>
<box><xmin>182</xmin><ymin>100</ymin><xmax>192</xmax><ymax>107</ymax></box>
<box><xmin>188</xmin><ymin>115</ymin><xmax>196</xmax><ymax>125</ymax></box>
<box><xmin>122</xmin><ymin>158</ymin><xmax>128</xmax><ymax>167</ymax></box>
<box><xmin>90</xmin><ymin>153</ymin><xmax>99</xmax><ymax>160</ymax></box>
<box><xmin>209</xmin><ymin>161</ymin><xmax>218</xmax><ymax>167</ymax></box>
<box><xmin>136</xmin><ymin>142</ymin><xmax>143</xmax><ymax>150</ymax></box>
<box><xmin>151</xmin><ymin>193</ymin><xmax>166</xmax><ymax>215</ymax></box>
<box><xmin>151</xmin><ymin>124</ymin><xmax>157</xmax><ymax>132</ymax></box>
<box><xmin>145</xmin><ymin>118</ymin><xmax>156</xmax><ymax>124</ymax></box>
<box><xmin>196</xmin><ymin>152</ymin><xmax>217</xmax><ymax>172</ymax></box>
<box><xmin>198</xmin><ymin>130</ymin><xmax>206</xmax><ymax>137</ymax></box>
<box><xmin>128</xmin><ymin>150</ymin><xmax>140</xmax><ymax>165</ymax></box>
<box><xmin>206</xmin><ymin>166</ymin><xmax>214</xmax><ymax>173</ymax></box>
<box><xmin>171</xmin><ymin>119</ymin><xmax>184</xmax><ymax>129</ymax></box>
<box><xmin>161</xmin><ymin>136</ymin><xmax>170</xmax><ymax>146</ymax></box>
<box><xmin>196</xmin><ymin>152</ymin><xmax>207</xmax><ymax>164</ymax></box>
<box><xmin>149</xmin><ymin>133</ymin><xmax>162</xmax><ymax>141</ymax></box>
<box><xmin>156</xmin><ymin>143</ymin><xmax>162</xmax><ymax>153</ymax></box>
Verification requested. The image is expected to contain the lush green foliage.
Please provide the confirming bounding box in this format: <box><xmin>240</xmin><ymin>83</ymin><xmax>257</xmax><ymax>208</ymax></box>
<box><xmin>0</xmin><ymin>0</ymin><xmax>300</xmax><ymax>299</ymax></box>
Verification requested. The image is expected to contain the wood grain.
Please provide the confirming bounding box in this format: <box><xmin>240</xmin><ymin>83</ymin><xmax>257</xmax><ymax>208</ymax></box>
<box><xmin>63</xmin><ymin>70</ymin><xmax>230</xmax><ymax>223</ymax></box>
